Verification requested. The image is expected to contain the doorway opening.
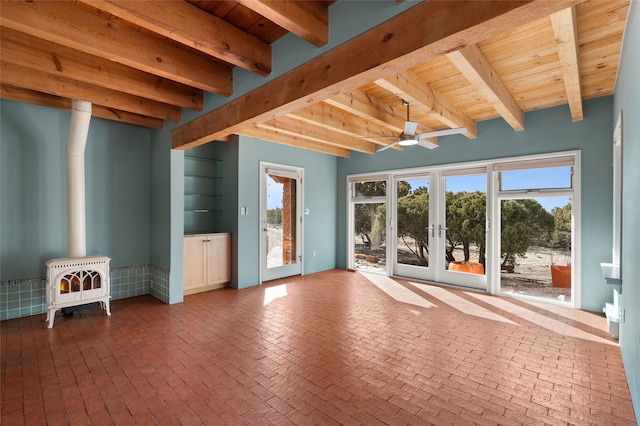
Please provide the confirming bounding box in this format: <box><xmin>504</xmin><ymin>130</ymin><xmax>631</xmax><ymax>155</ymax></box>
<box><xmin>261</xmin><ymin>163</ymin><xmax>303</xmax><ymax>282</ymax></box>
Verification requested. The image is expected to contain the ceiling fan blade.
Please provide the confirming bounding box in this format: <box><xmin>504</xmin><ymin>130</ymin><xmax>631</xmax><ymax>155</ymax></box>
<box><xmin>417</xmin><ymin>126</ymin><xmax>467</xmax><ymax>139</ymax></box>
<box><xmin>376</xmin><ymin>141</ymin><xmax>399</xmax><ymax>152</ymax></box>
<box><xmin>417</xmin><ymin>139</ymin><xmax>439</xmax><ymax>150</ymax></box>
<box><xmin>403</xmin><ymin>120</ymin><xmax>418</xmax><ymax>136</ymax></box>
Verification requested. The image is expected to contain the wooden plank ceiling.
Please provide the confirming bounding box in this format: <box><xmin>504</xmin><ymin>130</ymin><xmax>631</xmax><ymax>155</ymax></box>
<box><xmin>0</xmin><ymin>0</ymin><xmax>629</xmax><ymax>157</ymax></box>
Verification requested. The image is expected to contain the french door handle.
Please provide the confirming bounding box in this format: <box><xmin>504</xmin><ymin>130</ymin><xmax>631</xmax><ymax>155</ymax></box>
<box><xmin>438</xmin><ymin>224</ymin><xmax>448</xmax><ymax>237</ymax></box>
<box><xmin>428</xmin><ymin>225</ymin><xmax>435</xmax><ymax>238</ymax></box>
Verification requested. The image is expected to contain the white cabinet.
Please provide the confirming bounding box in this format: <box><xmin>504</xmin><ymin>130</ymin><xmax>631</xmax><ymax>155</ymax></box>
<box><xmin>184</xmin><ymin>233</ymin><xmax>231</xmax><ymax>295</ymax></box>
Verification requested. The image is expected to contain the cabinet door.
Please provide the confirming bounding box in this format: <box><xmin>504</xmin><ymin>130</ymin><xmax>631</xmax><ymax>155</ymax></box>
<box><xmin>207</xmin><ymin>234</ymin><xmax>231</xmax><ymax>285</ymax></box>
<box><xmin>184</xmin><ymin>236</ymin><xmax>206</xmax><ymax>290</ymax></box>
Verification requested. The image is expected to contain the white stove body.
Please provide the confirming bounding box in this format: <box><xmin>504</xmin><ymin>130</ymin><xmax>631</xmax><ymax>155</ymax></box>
<box><xmin>46</xmin><ymin>256</ymin><xmax>111</xmax><ymax>328</ymax></box>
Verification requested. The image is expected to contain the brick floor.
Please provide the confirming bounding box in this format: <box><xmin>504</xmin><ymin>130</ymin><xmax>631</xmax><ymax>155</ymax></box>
<box><xmin>1</xmin><ymin>269</ymin><xmax>637</xmax><ymax>425</ymax></box>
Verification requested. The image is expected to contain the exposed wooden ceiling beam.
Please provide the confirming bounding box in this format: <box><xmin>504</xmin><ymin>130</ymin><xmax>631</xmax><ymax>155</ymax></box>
<box><xmin>375</xmin><ymin>71</ymin><xmax>477</xmax><ymax>138</ymax></box>
<box><xmin>173</xmin><ymin>0</ymin><xmax>585</xmax><ymax>150</ymax></box>
<box><xmin>287</xmin><ymin>104</ymin><xmax>403</xmax><ymax>150</ymax></box>
<box><xmin>238</xmin><ymin>127</ymin><xmax>351</xmax><ymax>157</ymax></box>
<box><xmin>0</xmin><ymin>84</ymin><xmax>163</xmax><ymax>128</ymax></box>
<box><xmin>0</xmin><ymin>0</ymin><xmax>233</xmax><ymax>95</ymax></box>
<box><xmin>287</xmin><ymin>103</ymin><xmax>399</xmax><ymax>140</ymax></box>
<box><xmin>236</xmin><ymin>0</ymin><xmax>329</xmax><ymax>47</ymax></box>
<box><xmin>446</xmin><ymin>44</ymin><xmax>524</xmax><ymax>131</ymax></box>
<box><xmin>259</xmin><ymin>116</ymin><xmax>376</xmax><ymax>154</ymax></box>
<box><xmin>81</xmin><ymin>0</ymin><xmax>272</xmax><ymax>76</ymax></box>
<box><xmin>0</xmin><ymin>61</ymin><xmax>181</xmax><ymax>121</ymax></box>
<box><xmin>550</xmin><ymin>6</ymin><xmax>583</xmax><ymax>121</ymax></box>
<box><xmin>325</xmin><ymin>89</ymin><xmax>405</xmax><ymax>133</ymax></box>
<box><xmin>0</xmin><ymin>27</ymin><xmax>203</xmax><ymax>111</ymax></box>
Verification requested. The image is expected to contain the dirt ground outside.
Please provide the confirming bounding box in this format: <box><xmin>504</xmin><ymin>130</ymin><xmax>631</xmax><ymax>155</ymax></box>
<box><xmin>267</xmin><ymin>225</ymin><xmax>284</xmax><ymax>268</ymax></box>
<box><xmin>354</xmin><ymin>234</ymin><xmax>572</xmax><ymax>303</ymax></box>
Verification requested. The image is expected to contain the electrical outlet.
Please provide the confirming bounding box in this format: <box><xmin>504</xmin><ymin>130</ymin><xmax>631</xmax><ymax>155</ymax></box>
<box><xmin>313</xmin><ymin>250</ymin><xmax>316</xmax><ymax>257</ymax></box>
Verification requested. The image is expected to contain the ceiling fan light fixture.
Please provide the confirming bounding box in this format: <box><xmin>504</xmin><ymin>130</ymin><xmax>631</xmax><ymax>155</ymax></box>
<box><xmin>398</xmin><ymin>139</ymin><xmax>419</xmax><ymax>146</ymax></box>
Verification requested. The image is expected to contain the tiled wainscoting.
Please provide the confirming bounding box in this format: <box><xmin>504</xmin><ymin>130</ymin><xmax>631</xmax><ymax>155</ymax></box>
<box><xmin>149</xmin><ymin>265</ymin><xmax>170</xmax><ymax>303</ymax></box>
<box><xmin>0</xmin><ymin>264</ymin><xmax>170</xmax><ymax>321</ymax></box>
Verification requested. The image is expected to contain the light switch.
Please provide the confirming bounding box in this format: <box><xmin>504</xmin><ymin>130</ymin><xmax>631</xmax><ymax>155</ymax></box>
<box><xmin>240</xmin><ymin>207</ymin><xmax>247</xmax><ymax>215</ymax></box>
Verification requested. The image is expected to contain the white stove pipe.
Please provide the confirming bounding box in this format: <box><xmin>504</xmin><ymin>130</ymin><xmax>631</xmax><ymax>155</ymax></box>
<box><xmin>66</xmin><ymin>100</ymin><xmax>92</xmax><ymax>258</ymax></box>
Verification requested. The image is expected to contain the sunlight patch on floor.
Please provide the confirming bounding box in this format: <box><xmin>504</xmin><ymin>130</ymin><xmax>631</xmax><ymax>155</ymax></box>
<box><xmin>410</xmin><ymin>282</ymin><xmax>517</xmax><ymax>325</ymax></box>
<box><xmin>465</xmin><ymin>292</ymin><xmax>615</xmax><ymax>345</ymax></box>
<box><xmin>264</xmin><ymin>284</ymin><xmax>288</xmax><ymax>306</ymax></box>
<box><xmin>519</xmin><ymin>299</ymin><xmax>608</xmax><ymax>330</ymax></box>
<box><xmin>359</xmin><ymin>272</ymin><xmax>437</xmax><ymax>309</ymax></box>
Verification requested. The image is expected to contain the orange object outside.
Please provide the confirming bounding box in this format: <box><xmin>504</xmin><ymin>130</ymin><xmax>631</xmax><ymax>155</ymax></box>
<box><xmin>448</xmin><ymin>261</ymin><xmax>484</xmax><ymax>274</ymax></box>
<box><xmin>550</xmin><ymin>265</ymin><xmax>571</xmax><ymax>288</ymax></box>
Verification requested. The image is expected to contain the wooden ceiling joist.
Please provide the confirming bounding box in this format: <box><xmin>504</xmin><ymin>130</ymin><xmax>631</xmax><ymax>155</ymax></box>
<box><xmin>259</xmin><ymin>116</ymin><xmax>376</xmax><ymax>154</ymax></box>
<box><xmin>238</xmin><ymin>127</ymin><xmax>351</xmax><ymax>157</ymax></box>
<box><xmin>236</xmin><ymin>0</ymin><xmax>329</xmax><ymax>47</ymax></box>
<box><xmin>172</xmin><ymin>0</ymin><xmax>587</xmax><ymax>149</ymax></box>
<box><xmin>375</xmin><ymin>71</ymin><xmax>477</xmax><ymax>138</ymax></box>
<box><xmin>0</xmin><ymin>27</ymin><xmax>203</xmax><ymax>111</ymax></box>
<box><xmin>324</xmin><ymin>90</ymin><xmax>406</xmax><ymax>133</ymax></box>
<box><xmin>81</xmin><ymin>0</ymin><xmax>272</xmax><ymax>76</ymax></box>
<box><xmin>0</xmin><ymin>0</ymin><xmax>233</xmax><ymax>95</ymax></box>
<box><xmin>287</xmin><ymin>103</ymin><xmax>400</xmax><ymax>141</ymax></box>
<box><xmin>0</xmin><ymin>84</ymin><xmax>163</xmax><ymax>128</ymax></box>
<box><xmin>550</xmin><ymin>6</ymin><xmax>583</xmax><ymax>121</ymax></box>
<box><xmin>0</xmin><ymin>61</ymin><xmax>181</xmax><ymax>121</ymax></box>
<box><xmin>446</xmin><ymin>44</ymin><xmax>525</xmax><ymax>131</ymax></box>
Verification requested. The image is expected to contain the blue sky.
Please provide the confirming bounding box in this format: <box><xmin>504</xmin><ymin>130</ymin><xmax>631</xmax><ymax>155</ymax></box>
<box><xmin>408</xmin><ymin>166</ymin><xmax>571</xmax><ymax>212</ymax></box>
<box><xmin>267</xmin><ymin>175</ymin><xmax>284</xmax><ymax>209</ymax></box>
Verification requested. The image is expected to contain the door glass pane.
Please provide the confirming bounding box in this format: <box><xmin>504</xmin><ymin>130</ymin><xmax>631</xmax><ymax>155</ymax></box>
<box><xmin>353</xmin><ymin>202</ymin><xmax>386</xmax><ymax>272</ymax></box>
<box><xmin>500</xmin><ymin>197</ymin><xmax>572</xmax><ymax>303</ymax></box>
<box><xmin>396</xmin><ymin>178</ymin><xmax>430</xmax><ymax>267</ymax></box>
<box><xmin>445</xmin><ymin>174</ymin><xmax>486</xmax><ymax>275</ymax></box>
<box><xmin>266</xmin><ymin>174</ymin><xmax>297</xmax><ymax>269</ymax></box>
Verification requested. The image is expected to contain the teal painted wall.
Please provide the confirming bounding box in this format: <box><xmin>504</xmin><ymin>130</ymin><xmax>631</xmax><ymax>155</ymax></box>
<box><xmin>211</xmin><ymin>138</ymin><xmax>240</xmax><ymax>288</ymax></box>
<box><xmin>613</xmin><ymin>1</ymin><xmax>640</xmax><ymax>419</ymax></box>
<box><xmin>337</xmin><ymin>96</ymin><xmax>614</xmax><ymax>313</ymax></box>
<box><xmin>235</xmin><ymin>136</ymin><xmax>337</xmax><ymax>288</ymax></box>
<box><xmin>150</xmin><ymin>127</ymin><xmax>171</xmax><ymax>271</ymax></box>
<box><xmin>168</xmin><ymin>148</ymin><xmax>184</xmax><ymax>305</ymax></box>
<box><xmin>1</xmin><ymin>100</ymin><xmax>152</xmax><ymax>279</ymax></box>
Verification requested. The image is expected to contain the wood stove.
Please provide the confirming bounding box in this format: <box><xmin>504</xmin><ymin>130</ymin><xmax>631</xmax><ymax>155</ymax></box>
<box><xmin>45</xmin><ymin>256</ymin><xmax>111</xmax><ymax>328</ymax></box>
<box><xmin>45</xmin><ymin>99</ymin><xmax>111</xmax><ymax>328</ymax></box>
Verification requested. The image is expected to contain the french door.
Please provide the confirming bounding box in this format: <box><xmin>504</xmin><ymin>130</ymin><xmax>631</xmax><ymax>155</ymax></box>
<box><xmin>350</xmin><ymin>152</ymin><xmax>580</xmax><ymax>305</ymax></box>
<box><xmin>260</xmin><ymin>163</ymin><xmax>303</xmax><ymax>282</ymax></box>
<box><xmin>391</xmin><ymin>168</ymin><xmax>488</xmax><ymax>290</ymax></box>
<box><xmin>392</xmin><ymin>173</ymin><xmax>436</xmax><ymax>281</ymax></box>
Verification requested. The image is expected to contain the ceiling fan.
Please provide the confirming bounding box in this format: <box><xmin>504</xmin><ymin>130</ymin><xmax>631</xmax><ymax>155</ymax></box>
<box><xmin>364</xmin><ymin>101</ymin><xmax>467</xmax><ymax>152</ymax></box>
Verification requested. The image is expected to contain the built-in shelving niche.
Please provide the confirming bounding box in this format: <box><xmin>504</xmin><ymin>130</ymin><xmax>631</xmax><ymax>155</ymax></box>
<box><xmin>184</xmin><ymin>145</ymin><xmax>222</xmax><ymax>235</ymax></box>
